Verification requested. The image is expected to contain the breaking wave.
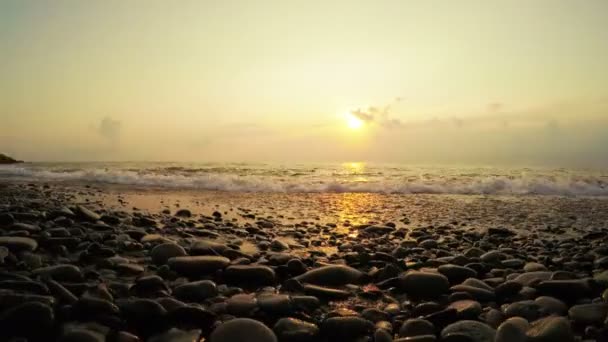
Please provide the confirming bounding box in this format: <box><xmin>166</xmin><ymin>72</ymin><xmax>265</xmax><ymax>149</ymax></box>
<box><xmin>0</xmin><ymin>163</ymin><xmax>607</xmax><ymax>196</ymax></box>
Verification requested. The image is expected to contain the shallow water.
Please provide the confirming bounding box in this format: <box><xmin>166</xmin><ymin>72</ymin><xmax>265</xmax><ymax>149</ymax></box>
<box><xmin>63</xmin><ymin>183</ymin><xmax>608</xmax><ymax>240</ymax></box>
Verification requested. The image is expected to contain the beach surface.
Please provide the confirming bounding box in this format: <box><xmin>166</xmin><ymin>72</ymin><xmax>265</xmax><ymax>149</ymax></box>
<box><xmin>1</xmin><ymin>171</ymin><xmax>608</xmax><ymax>341</ymax></box>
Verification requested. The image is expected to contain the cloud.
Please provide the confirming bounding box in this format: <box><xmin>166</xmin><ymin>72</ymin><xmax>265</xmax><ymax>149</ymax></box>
<box><xmin>545</xmin><ymin>118</ymin><xmax>560</xmax><ymax>133</ymax></box>
<box><xmin>350</xmin><ymin>97</ymin><xmax>403</xmax><ymax>128</ymax></box>
<box><xmin>487</xmin><ymin>102</ymin><xmax>503</xmax><ymax>112</ymax></box>
<box><xmin>97</xmin><ymin>117</ymin><xmax>121</xmax><ymax>140</ymax></box>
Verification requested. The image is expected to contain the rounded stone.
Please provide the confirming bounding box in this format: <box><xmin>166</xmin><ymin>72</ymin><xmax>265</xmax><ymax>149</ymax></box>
<box><xmin>399</xmin><ymin>271</ymin><xmax>450</xmax><ymax>298</ymax></box>
<box><xmin>209</xmin><ymin>318</ymin><xmax>277</xmax><ymax>342</ymax></box>
<box><xmin>495</xmin><ymin>317</ymin><xmax>529</xmax><ymax>342</ymax></box>
<box><xmin>0</xmin><ymin>302</ymin><xmax>54</xmax><ymax>338</ymax></box>
<box><xmin>257</xmin><ymin>294</ymin><xmax>293</xmax><ymax>315</ymax></box>
<box><xmin>321</xmin><ymin>317</ymin><xmax>374</xmax><ymax>340</ymax></box>
<box><xmin>503</xmin><ymin>300</ymin><xmax>542</xmax><ymax>321</ymax></box>
<box><xmin>524</xmin><ymin>262</ymin><xmax>547</xmax><ymax>272</ymax></box>
<box><xmin>374</xmin><ymin>328</ymin><xmax>394</xmax><ymax>342</ymax></box>
<box><xmin>149</xmin><ymin>328</ymin><xmax>202</xmax><ymax>342</ymax></box>
<box><xmin>512</xmin><ymin>272</ymin><xmax>553</xmax><ymax>286</ymax></box>
<box><xmin>173</xmin><ymin>280</ymin><xmax>218</xmax><ymax>302</ymax></box>
<box><xmin>190</xmin><ymin>240</ymin><xmax>229</xmax><ymax>255</ymax></box>
<box><xmin>441</xmin><ymin>320</ymin><xmax>496</xmax><ymax>342</ymax></box>
<box><xmin>226</xmin><ymin>294</ymin><xmax>258</xmax><ymax>316</ymax></box>
<box><xmin>447</xmin><ymin>300</ymin><xmax>482</xmax><ymax>319</ymax></box>
<box><xmin>168</xmin><ymin>256</ymin><xmax>230</xmax><ymax>276</ymax></box>
<box><xmin>533</xmin><ymin>296</ymin><xmax>567</xmax><ymax>316</ymax></box>
<box><xmin>33</xmin><ymin>264</ymin><xmax>83</xmax><ymax>282</ymax></box>
<box><xmin>480</xmin><ymin>251</ymin><xmax>506</xmax><ymax>264</ymax></box>
<box><xmin>150</xmin><ymin>243</ymin><xmax>187</xmax><ymax>265</ymax></box>
<box><xmin>0</xmin><ymin>236</ymin><xmax>38</xmax><ymax>252</ymax></box>
<box><xmin>273</xmin><ymin>317</ymin><xmax>319</xmax><ymax>342</ymax></box>
<box><xmin>59</xmin><ymin>329</ymin><xmax>105</xmax><ymax>342</ymax></box>
<box><xmin>494</xmin><ymin>281</ymin><xmax>523</xmax><ymax>300</ymax></box>
<box><xmin>399</xmin><ymin>318</ymin><xmax>435</xmax><ymax>337</ymax></box>
<box><xmin>449</xmin><ymin>285</ymin><xmax>495</xmax><ymax>302</ymax></box>
<box><xmin>224</xmin><ymin>265</ymin><xmax>276</xmax><ymax>286</ymax></box>
<box><xmin>294</xmin><ymin>265</ymin><xmax>365</xmax><ymax>286</ymax></box>
<box><xmin>438</xmin><ymin>264</ymin><xmax>477</xmax><ymax>283</ymax></box>
<box><xmin>568</xmin><ymin>303</ymin><xmax>608</xmax><ymax>325</ymax></box>
<box><xmin>76</xmin><ymin>205</ymin><xmax>101</xmax><ymax>221</ymax></box>
<box><xmin>526</xmin><ymin>316</ymin><xmax>574</xmax><ymax>342</ymax></box>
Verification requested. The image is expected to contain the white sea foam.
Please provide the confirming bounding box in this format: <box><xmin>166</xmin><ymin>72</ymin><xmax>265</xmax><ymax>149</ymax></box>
<box><xmin>0</xmin><ymin>163</ymin><xmax>607</xmax><ymax>196</ymax></box>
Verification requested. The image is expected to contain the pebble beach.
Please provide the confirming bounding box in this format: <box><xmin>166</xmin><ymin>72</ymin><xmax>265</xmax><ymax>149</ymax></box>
<box><xmin>1</xmin><ymin>181</ymin><xmax>608</xmax><ymax>341</ymax></box>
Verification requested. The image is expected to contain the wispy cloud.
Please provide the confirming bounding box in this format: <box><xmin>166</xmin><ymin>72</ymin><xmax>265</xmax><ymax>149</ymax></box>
<box><xmin>97</xmin><ymin>117</ymin><xmax>122</xmax><ymax>140</ymax></box>
<box><xmin>350</xmin><ymin>97</ymin><xmax>404</xmax><ymax>128</ymax></box>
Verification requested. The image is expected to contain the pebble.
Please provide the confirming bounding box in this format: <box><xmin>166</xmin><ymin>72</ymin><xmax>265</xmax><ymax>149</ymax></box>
<box><xmin>0</xmin><ymin>236</ymin><xmax>38</xmax><ymax>251</ymax></box>
<box><xmin>258</xmin><ymin>294</ymin><xmax>293</xmax><ymax>315</ymax></box>
<box><xmin>168</xmin><ymin>256</ymin><xmax>230</xmax><ymax>276</ymax></box>
<box><xmin>533</xmin><ymin>296</ymin><xmax>568</xmax><ymax>316</ymax></box>
<box><xmin>526</xmin><ymin>316</ymin><xmax>574</xmax><ymax>342</ymax></box>
<box><xmin>480</xmin><ymin>251</ymin><xmax>506</xmax><ymax>264</ymax></box>
<box><xmin>173</xmin><ymin>280</ymin><xmax>218</xmax><ymax>302</ymax></box>
<box><xmin>76</xmin><ymin>205</ymin><xmax>101</xmax><ymax>221</ymax></box>
<box><xmin>512</xmin><ymin>271</ymin><xmax>553</xmax><ymax>286</ymax></box>
<box><xmin>395</xmin><ymin>335</ymin><xmax>436</xmax><ymax>341</ymax></box>
<box><xmin>447</xmin><ymin>300</ymin><xmax>482</xmax><ymax>319</ymax></box>
<box><xmin>273</xmin><ymin>317</ymin><xmax>319</xmax><ymax>341</ymax></box>
<box><xmin>150</xmin><ymin>243</ymin><xmax>187</xmax><ymax>265</ymax></box>
<box><xmin>226</xmin><ymin>293</ymin><xmax>258</xmax><ymax>316</ymax></box>
<box><xmin>303</xmin><ymin>284</ymin><xmax>351</xmax><ymax>300</ymax></box>
<box><xmin>1</xmin><ymin>182</ymin><xmax>607</xmax><ymax>342</ymax></box>
<box><xmin>364</xmin><ymin>225</ymin><xmax>396</xmax><ymax>235</ymax></box>
<box><xmin>224</xmin><ymin>265</ymin><xmax>276</xmax><ymax>286</ymax></box>
<box><xmin>0</xmin><ymin>302</ymin><xmax>54</xmax><ymax>339</ymax></box>
<box><xmin>399</xmin><ymin>271</ymin><xmax>450</xmax><ymax>298</ymax></box>
<box><xmin>441</xmin><ymin>320</ymin><xmax>496</xmax><ymax>342</ymax></box>
<box><xmin>209</xmin><ymin>318</ymin><xmax>277</xmax><ymax>342</ymax></box>
<box><xmin>438</xmin><ymin>264</ymin><xmax>477</xmax><ymax>283</ymax></box>
<box><xmin>321</xmin><ymin>316</ymin><xmax>374</xmax><ymax>340</ymax></box>
<box><xmin>503</xmin><ymin>300</ymin><xmax>542</xmax><ymax>321</ymax></box>
<box><xmin>190</xmin><ymin>240</ymin><xmax>229</xmax><ymax>255</ymax></box>
<box><xmin>524</xmin><ymin>262</ymin><xmax>547</xmax><ymax>272</ymax></box>
<box><xmin>449</xmin><ymin>284</ymin><xmax>495</xmax><ymax>302</ymax></box>
<box><xmin>568</xmin><ymin>303</ymin><xmax>608</xmax><ymax>325</ymax></box>
<box><xmin>166</xmin><ymin>305</ymin><xmax>215</xmax><ymax>331</ymax></box>
<box><xmin>174</xmin><ymin>209</ymin><xmax>192</xmax><ymax>218</ymax></box>
<box><xmin>59</xmin><ymin>329</ymin><xmax>105</xmax><ymax>342</ymax></box>
<box><xmin>148</xmin><ymin>328</ymin><xmax>201</xmax><ymax>342</ymax></box>
<box><xmin>33</xmin><ymin>264</ymin><xmax>83</xmax><ymax>282</ymax></box>
<box><xmin>495</xmin><ymin>317</ymin><xmax>529</xmax><ymax>342</ymax></box>
<box><xmin>535</xmin><ymin>279</ymin><xmax>592</xmax><ymax>300</ymax></box>
<box><xmin>399</xmin><ymin>318</ymin><xmax>435</xmax><ymax>337</ymax></box>
<box><xmin>295</xmin><ymin>264</ymin><xmax>365</xmax><ymax>286</ymax></box>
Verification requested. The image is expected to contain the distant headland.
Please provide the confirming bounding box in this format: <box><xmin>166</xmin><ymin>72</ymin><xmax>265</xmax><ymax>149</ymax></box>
<box><xmin>0</xmin><ymin>153</ymin><xmax>23</xmax><ymax>164</ymax></box>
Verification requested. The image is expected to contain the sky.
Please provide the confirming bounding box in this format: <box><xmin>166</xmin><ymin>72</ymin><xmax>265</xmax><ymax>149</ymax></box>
<box><xmin>1</xmin><ymin>0</ymin><xmax>607</xmax><ymax>166</ymax></box>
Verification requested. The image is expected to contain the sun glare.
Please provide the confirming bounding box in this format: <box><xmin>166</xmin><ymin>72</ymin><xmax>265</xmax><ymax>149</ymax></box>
<box><xmin>346</xmin><ymin>112</ymin><xmax>364</xmax><ymax>130</ymax></box>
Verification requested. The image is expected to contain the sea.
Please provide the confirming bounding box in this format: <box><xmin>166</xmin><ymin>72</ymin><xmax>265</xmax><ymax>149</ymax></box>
<box><xmin>1</xmin><ymin>162</ymin><xmax>607</xmax><ymax>196</ymax></box>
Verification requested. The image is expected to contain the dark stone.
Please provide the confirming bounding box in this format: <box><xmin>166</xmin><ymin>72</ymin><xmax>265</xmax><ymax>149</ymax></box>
<box><xmin>321</xmin><ymin>317</ymin><xmax>374</xmax><ymax>340</ymax></box>
<box><xmin>209</xmin><ymin>318</ymin><xmax>277</xmax><ymax>342</ymax></box>
<box><xmin>0</xmin><ymin>302</ymin><xmax>54</xmax><ymax>340</ymax></box>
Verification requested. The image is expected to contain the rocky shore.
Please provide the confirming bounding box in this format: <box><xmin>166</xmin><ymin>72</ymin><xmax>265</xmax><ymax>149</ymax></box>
<box><xmin>0</xmin><ymin>154</ymin><xmax>23</xmax><ymax>164</ymax></box>
<box><xmin>1</xmin><ymin>182</ymin><xmax>608</xmax><ymax>341</ymax></box>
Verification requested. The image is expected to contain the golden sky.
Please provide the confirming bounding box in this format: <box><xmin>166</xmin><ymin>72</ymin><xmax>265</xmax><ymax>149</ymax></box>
<box><xmin>1</xmin><ymin>0</ymin><xmax>607</xmax><ymax>166</ymax></box>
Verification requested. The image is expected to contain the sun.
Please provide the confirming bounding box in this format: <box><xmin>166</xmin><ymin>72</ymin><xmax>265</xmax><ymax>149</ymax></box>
<box><xmin>346</xmin><ymin>112</ymin><xmax>364</xmax><ymax>130</ymax></box>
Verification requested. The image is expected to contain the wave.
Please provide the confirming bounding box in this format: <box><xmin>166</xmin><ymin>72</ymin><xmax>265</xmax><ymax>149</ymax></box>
<box><xmin>0</xmin><ymin>165</ymin><xmax>607</xmax><ymax>196</ymax></box>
